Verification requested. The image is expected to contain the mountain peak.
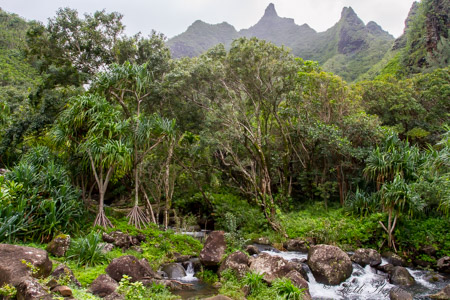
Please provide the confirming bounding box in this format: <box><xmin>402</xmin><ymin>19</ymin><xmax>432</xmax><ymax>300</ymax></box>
<box><xmin>263</xmin><ymin>3</ymin><xmax>278</xmax><ymax>18</ymax></box>
<box><xmin>341</xmin><ymin>6</ymin><xmax>357</xmax><ymax>19</ymax></box>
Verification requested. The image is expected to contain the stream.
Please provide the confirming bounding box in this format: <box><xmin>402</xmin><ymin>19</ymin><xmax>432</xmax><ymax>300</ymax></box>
<box><xmin>169</xmin><ymin>246</ymin><xmax>449</xmax><ymax>299</ymax></box>
<box><xmin>260</xmin><ymin>246</ymin><xmax>450</xmax><ymax>300</ymax></box>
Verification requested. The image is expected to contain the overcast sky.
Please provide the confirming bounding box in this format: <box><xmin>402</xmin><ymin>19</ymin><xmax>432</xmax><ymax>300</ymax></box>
<box><xmin>1</xmin><ymin>0</ymin><xmax>416</xmax><ymax>38</ymax></box>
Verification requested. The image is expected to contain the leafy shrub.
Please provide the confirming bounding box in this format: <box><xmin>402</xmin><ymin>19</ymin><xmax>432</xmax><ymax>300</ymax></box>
<box><xmin>0</xmin><ymin>283</ymin><xmax>17</xmax><ymax>298</ymax></box>
<box><xmin>210</xmin><ymin>192</ymin><xmax>268</xmax><ymax>235</ymax></box>
<box><xmin>197</xmin><ymin>269</ymin><xmax>218</xmax><ymax>284</ymax></box>
<box><xmin>117</xmin><ymin>275</ymin><xmax>146</xmax><ymax>300</ymax></box>
<box><xmin>224</xmin><ymin>213</ymin><xmax>249</xmax><ymax>252</ymax></box>
<box><xmin>395</xmin><ymin>217</ymin><xmax>450</xmax><ymax>257</ymax></box>
<box><xmin>241</xmin><ymin>272</ymin><xmax>265</xmax><ymax>295</ymax></box>
<box><xmin>66</xmin><ymin>231</ymin><xmax>108</xmax><ymax>267</ymax></box>
<box><xmin>272</xmin><ymin>278</ymin><xmax>304</xmax><ymax>300</ymax></box>
<box><xmin>0</xmin><ymin>147</ymin><xmax>84</xmax><ymax>243</ymax></box>
<box><xmin>117</xmin><ymin>275</ymin><xmax>177</xmax><ymax>300</ymax></box>
<box><xmin>281</xmin><ymin>203</ymin><xmax>383</xmax><ymax>249</ymax></box>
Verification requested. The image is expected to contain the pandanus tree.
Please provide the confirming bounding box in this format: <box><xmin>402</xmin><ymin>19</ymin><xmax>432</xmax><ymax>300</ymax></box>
<box><xmin>53</xmin><ymin>94</ymin><xmax>131</xmax><ymax>228</ymax></box>
<box><xmin>94</xmin><ymin>62</ymin><xmax>174</xmax><ymax>228</ymax></box>
<box><xmin>364</xmin><ymin>133</ymin><xmax>425</xmax><ymax>250</ymax></box>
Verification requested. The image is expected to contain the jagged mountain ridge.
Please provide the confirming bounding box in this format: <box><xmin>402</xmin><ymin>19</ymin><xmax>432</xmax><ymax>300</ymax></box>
<box><xmin>167</xmin><ymin>3</ymin><xmax>394</xmax><ymax>81</ymax></box>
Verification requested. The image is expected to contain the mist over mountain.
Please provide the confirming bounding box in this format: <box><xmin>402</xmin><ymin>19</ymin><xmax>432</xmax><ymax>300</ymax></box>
<box><xmin>167</xmin><ymin>3</ymin><xmax>394</xmax><ymax>81</ymax></box>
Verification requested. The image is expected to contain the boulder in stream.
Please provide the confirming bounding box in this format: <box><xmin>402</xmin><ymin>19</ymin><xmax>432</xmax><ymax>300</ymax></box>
<box><xmin>383</xmin><ymin>251</ymin><xmax>407</xmax><ymax>267</ymax></box>
<box><xmin>218</xmin><ymin>251</ymin><xmax>249</xmax><ymax>279</ymax></box>
<box><xmin>390</xmin><ymin>287</ymin><xmax>413</xmax><ymax>300</ymax></box>
<box><xmin>283</xmin><ymin>239</ymin><xmax>309</xmax><ymax>252</ymax></box>
<box><xmin>389</xmin><ymin>266</ymin><xmax>415</xmax><ymax>286</ymax></box>
<box><xmin>161</xmin><ymin>263</ymin><xmax>186</xmax><ymax>279</ymax></box>
<box><xmin>246</xmin><ymin>245</ymin><xmax>259</xmax><ymax>256</ymax></box>
<box><xmin>249</xmin><ymin>252</ymin><xmax>297</xmax><ymax>283</ymax></box>
<box><xmin>428</xmin><ymin>283</ymin><xmax>450</xmax><ymax>299</ymax></box>
<box><xmin>351</xmin><ymin>248</ymin><xmax>382</xmax><ymax>267</ymax></box>
<box><xmin>285</xmin><ymin>270</ymin><xmax>312</xmax><ymax>300</ymax></box>
<box><xmin>200</xmin><ymin>231</ymin><xmax>226</xmax><ymax>267</ymax></box>
<box><xmin>437</xmin><ymin>256</ymin><xmax>450</xmax><ymax>274</ymax></box>
<box><xmin>307</xmin><ymin>244</ymin><xmax>352</xmax><ymax>285</ymax></box>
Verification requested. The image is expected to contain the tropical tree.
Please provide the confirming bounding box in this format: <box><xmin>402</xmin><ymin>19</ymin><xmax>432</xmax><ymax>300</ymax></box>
<box><xmin>53</xmin><ymin>94</ymin><xmax>131</xmax><ymax>228</ymax></box>
<box><xmin>94</xmin><ymin>62</ymin><xmax>175</xmax><ymax>228</ymax></box>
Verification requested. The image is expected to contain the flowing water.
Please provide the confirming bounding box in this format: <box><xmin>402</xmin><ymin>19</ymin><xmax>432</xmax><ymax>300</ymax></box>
<box><xmin>260</xmin><ymin>248</ymin><xmax>450</xmax><ymax>300</ymax></box>
<box><xmin>167</xmin><ymin>241</ymin><xmax>449</xmax><ymax>299</ymax></box>
<box><xmin>171</xmin><ymin>261</ymin><xmax>218</xmax><ymax>299</ymax></box>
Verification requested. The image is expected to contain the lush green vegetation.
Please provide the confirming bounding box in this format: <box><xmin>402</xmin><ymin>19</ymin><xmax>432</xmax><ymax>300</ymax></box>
<box><xmin>218</xmin><ymin>270</ymin><xmax>306</xmax><ymax>300</ymax></box>
<box><xmin>0</xmin><ymin>3</ymin><xmax>448</xmax><ymax>298</ymax></box>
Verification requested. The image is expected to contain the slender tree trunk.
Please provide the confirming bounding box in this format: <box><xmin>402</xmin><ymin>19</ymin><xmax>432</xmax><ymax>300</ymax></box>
<box><xmin>164</xmin><ymin>140</ymin><xmax>174</xmax><ymax>230</ymax></box>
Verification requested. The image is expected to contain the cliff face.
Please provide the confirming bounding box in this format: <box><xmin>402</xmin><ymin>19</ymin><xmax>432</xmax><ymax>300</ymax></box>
<box><xmin>166</xmin><ymin>3</ymin><xmax>394</xmax><ymax>81</ymax></box>
<box><xmin>395</xmin><ymin>0</ymin><xmax>449</xmax><ymax>72</ymax></box>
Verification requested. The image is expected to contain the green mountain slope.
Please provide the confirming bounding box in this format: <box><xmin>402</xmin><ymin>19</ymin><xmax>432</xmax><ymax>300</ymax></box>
<box><xmin>167</xmin><ymin>20</ymin><xmax>238</xmax><ymax>58</ymax></box>
<box><xmin>167</xmin><ymin>4</ymin><xmax>394</xmax><ymax>82</ymax></box>
<box><xmin>370</xmin><ymin>0</ymin><xmax>449</xmax><ymax>79</ymax></box>
<box><xmin>0</xmin><ymin>9</ymin><xmax>41</xmax><ymax>113</ymax></box>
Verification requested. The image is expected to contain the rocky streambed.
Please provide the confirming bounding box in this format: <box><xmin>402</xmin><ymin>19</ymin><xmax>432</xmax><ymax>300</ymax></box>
<box><xmin>1</xmin><ymin>230</ymin><xmax>449</xmax><ymax>300</ymax></box>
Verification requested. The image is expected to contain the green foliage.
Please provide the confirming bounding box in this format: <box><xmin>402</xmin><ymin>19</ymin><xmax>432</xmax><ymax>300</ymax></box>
<box><xmin>219</xmin><ymin>270</ymin><xmax>304</xmax><ymax>300</ymax></box>
<box><xmin>282</xmin><ymin>203</ymin><xmax>383</xmax><ymax>249</ymax></box>
<box><xmin>241</xmin><ymin>272</ymin><xmax>265</xmax><ymax>295</ymax></box>
<box><xmin>0</xmin><ymin>283</ymin><xmax>17</xmax><ymax>298</ymax></box>
<box><xmin>272</xmin><ymin>278</ymin><xmax>305</xmax><ymax>300</ymax></box>
<box><xmin>117</xmin><ymin>275</ymin><xmax>146</xmax><ymax>300</ymax></box>
<box><xmin>66</xmin><ymin>231</ymin><xmax>108</xmax><ymax>267</ymax></box>
<box><xmin>223</xmin><ymin>213</ymin><xmax>249</xmax><ymax>252</ymax></box>
<box><xmin>117</xmin><ymin>275</ymin><xmax>178</xmax><ymax>300</ymax></box>
<box><xmin>396</xmin><ymin>217</ymin><xmax>450</xmax><ymax>257</ymax></box>
<box><xmin>107</xmin><ymin>218</ymin><xmax>202</xmax><ymax>269</ymax></box>
<box><xmin>210</xmin><ymin>192</ymin><xmax>268</xmax><ymax>235</ymax></box>
<box><xmin>0</xmin><ymin>147</ymin><xmax>83</xmax><ymax>243</ymax></box>
<box><xmin>196</xmin><ymin>269</ymin><xmax>218</xmax><ymax>284</ymax></box>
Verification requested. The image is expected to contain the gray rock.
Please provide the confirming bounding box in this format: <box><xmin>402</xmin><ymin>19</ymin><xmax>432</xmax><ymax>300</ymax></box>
<box><xmin>204</xmin><ymin>296</ymin><xmax>233</xmax><ymax>300</ymax></box>
<box><xmin>218</xmin><ymin>251</ymin><xmax>249</xmax><ymax>279</ymax></box>
<box><xmin>0</xmin><ymin>244</ymin><xmax>52</xmax><ymax>286</ymax></box>
<box><xmin>307</xmin><ymin>244</ymin><xmax>352</xmax><ymax>285</ymax></box>
<box><xmin>51</xmin><ymin>264</ymin><xmax>81</xmax><ymax>287</ymax></box>
<box><xmin>428</xmin><ymin>284</ymin><xmax>450</xmax><ymax>299</ymax></box>
<box><xmin>89</xmin><ymin>274</ymin><xmax>118</xmax><ymax>297</ymax></box>
<box><xmin>420</xmin><ymin>245</ymin><xmax>437</xmax><ymax>257</ymax></box>
<box><xmin>15</xmin><ymin>276</ymin><xmax>52</xmax><ymax>300</ymax></box>
<box><xmin>351</xmin><ymin>248</ymin><xmax>382</xmax><ymax>267</ymax></box>
<box><xmin>46</xmin><ymin>235</ymin><xmax>71</xmax><ymax>257</ymax></box>
<box><xmin>254</xmin><ymin>237</ymin><xmax>271</xmax><ymax>245</ymax></box>
<box><xmin>104</xmin><ymin>291</ymin><xmax>125</xmax><ymax>300</ymax></box>
<box><xmin>285</xmin><ymin>270</ymin><xmax>312</xmax><ymax>300</ymax></box>
<box><xmin>199</xmin><ymin>231</ymin><xmax>226</xmax><ymax>267</ymax></box>
<box><xmin>389</xmin><ymin>266</ymin><xmax>415</xmax><ymax>286</ymax></box>
<box><xmin>249</xmin><ymin>252</ymin><xmax>297</xmax><ymax>283</ymax></box>
<box><xmin>390</xmin><ymin>287</ymin><xmax>413</xmax><ymax>300</ymax></box>
<box><xmin>283</xmin><ymin>239</ymin><xmax>309</xmax><ymax>252</ymax></box>
<box><xmin>105</xmin><ymin>255</ymin><xmax>159</xmax><ymax>282</ymax></box>
<box><xmin>51</xmin><ymin>285</ymin><xmax>72</xmax><ymax>297</ymax></box>
<box><xmin>161</xmin><ymin>263</ymin><xmax>186</xmax><ymax>279</ymax></box>
<box><xmin>100</xmin><ymin>243</ymin><xmax>115</xmax><ymax>254</ymax></box>
<box><xmin>246</xmin><ymin>245</ymin><xmax>259</xmax><ymax>256</ymax></box>
<box><xmin>383</xmin><ymin>252</ymin><xmax>406</xmax><ymax>267</ymax></box>
<box><xmin>437</xmin><ymin>256</ymin><xmax>450</xmax><ymax>274</ymax></box>
<box><xmin>377</xmin><ymin>263</ymin><xmax>395</xmax><ymax>274</ymax></box>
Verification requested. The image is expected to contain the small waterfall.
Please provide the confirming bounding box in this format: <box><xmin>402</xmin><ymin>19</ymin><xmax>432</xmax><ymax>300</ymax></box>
<box><xmin>180</xmin><ymin>261</ymin><xmax>197</xmax><ymax>282</ymax></box>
